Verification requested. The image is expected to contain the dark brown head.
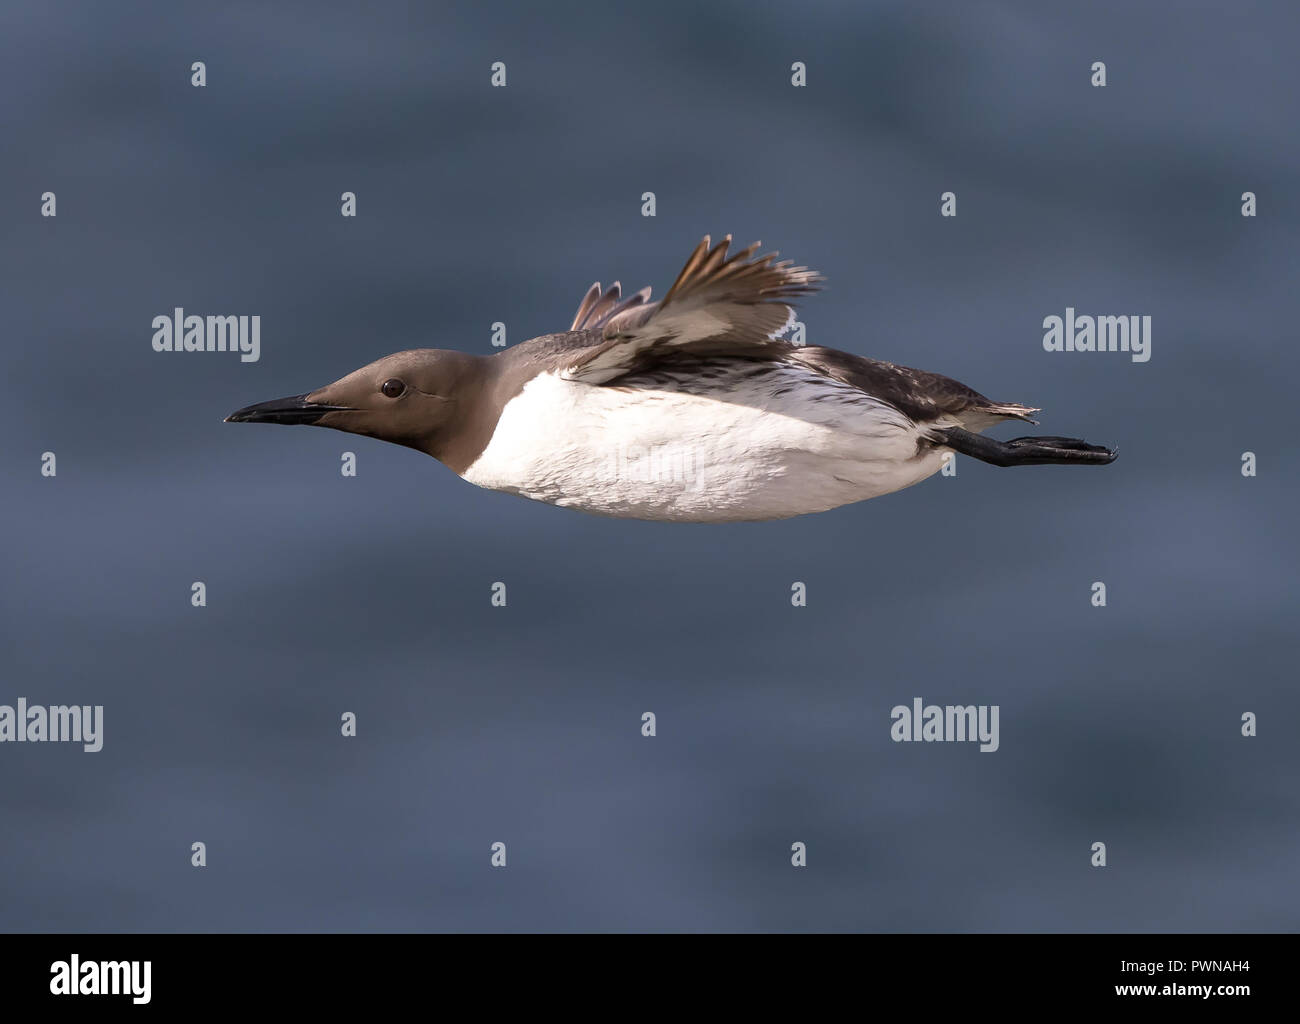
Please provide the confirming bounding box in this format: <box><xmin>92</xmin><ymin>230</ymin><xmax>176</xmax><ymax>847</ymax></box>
<box><xmin>225</xmin><ymin>349</ymin><xmax>493</xmax><ymax>466</ymax></box>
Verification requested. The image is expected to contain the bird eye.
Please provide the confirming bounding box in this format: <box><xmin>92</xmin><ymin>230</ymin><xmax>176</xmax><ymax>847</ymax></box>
<box><xmin>381</xmin><ymin>378</ymin><xmax>405</xmax><ymax>398</ymax></box>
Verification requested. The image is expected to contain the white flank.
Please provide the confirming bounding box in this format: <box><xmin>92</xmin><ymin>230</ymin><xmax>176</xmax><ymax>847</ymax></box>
<box><xmin>462</xmin><ymin>366</ymin><xmax>953</xmax><ymax>522</ymax></box>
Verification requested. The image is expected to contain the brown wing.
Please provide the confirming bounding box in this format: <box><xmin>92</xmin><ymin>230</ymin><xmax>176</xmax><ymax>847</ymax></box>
<box><xmin>562</xmin><ymin>235</ymin><xmax>822</xmax><ymax>384</ymax></box>
<box><xmin>789</xmin><ymin>346</ymin><xmax>1040</xmax><ymax>427</ymax></box>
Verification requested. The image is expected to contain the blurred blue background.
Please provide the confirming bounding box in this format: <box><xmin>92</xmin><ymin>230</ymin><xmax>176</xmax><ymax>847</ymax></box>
<box><xmin>1</xmin><ymin>0</ymin><xmax>1296</xmax><ymax>931</ymax></box>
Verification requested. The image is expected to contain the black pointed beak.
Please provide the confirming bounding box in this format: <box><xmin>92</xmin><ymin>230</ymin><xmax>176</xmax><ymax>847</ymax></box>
<box><xmin>224</xmin><ymin>394</ymin><xmax>353</xmax><ymax>425</ymax></box>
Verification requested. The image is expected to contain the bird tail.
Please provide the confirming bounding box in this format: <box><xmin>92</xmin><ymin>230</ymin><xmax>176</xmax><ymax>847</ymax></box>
<box><xmin>983</xmin><ymin>401</ymin><xmax>1040</xmax><ymax>425</ymax></box>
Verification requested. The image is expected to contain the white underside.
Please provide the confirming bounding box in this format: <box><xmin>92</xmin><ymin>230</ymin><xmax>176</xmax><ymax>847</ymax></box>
<box><xmin>462</xmin><ymin>366</ymin><xmax>960</xmax><ymax>522</ymax></box>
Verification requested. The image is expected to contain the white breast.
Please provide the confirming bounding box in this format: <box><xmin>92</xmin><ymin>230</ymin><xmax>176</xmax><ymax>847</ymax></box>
<box><xmin>461</xmin><ymin>364</ymin><xmax>946</xmax><ymax>521</ymax></box>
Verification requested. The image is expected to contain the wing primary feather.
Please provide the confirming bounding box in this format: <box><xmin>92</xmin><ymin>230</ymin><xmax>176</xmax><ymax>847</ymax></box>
<box><xmin>569</xmin><ymin>282</ymin><xmax>603</xmax><ymax>331</ymax></box>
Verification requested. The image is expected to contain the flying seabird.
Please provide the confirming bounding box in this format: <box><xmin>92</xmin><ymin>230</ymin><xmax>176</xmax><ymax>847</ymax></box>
<box><xmin>226</xmin><ymin>235</ymin><xmax>1116</xmax><ymax>522</ymax></box>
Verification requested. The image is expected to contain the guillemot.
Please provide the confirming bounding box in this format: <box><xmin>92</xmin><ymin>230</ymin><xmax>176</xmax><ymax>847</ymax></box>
<box><xmin>226</xmin><ymin>235</ymin><xmax>1116</xmax><ymax>522</ymax></box>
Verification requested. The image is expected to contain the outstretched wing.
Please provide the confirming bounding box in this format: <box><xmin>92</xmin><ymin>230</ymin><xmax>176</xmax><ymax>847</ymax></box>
<box><xmin>562</xmin><ymin>235</ymin><xmax>822</xmax><ymax>384</ymax></box>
